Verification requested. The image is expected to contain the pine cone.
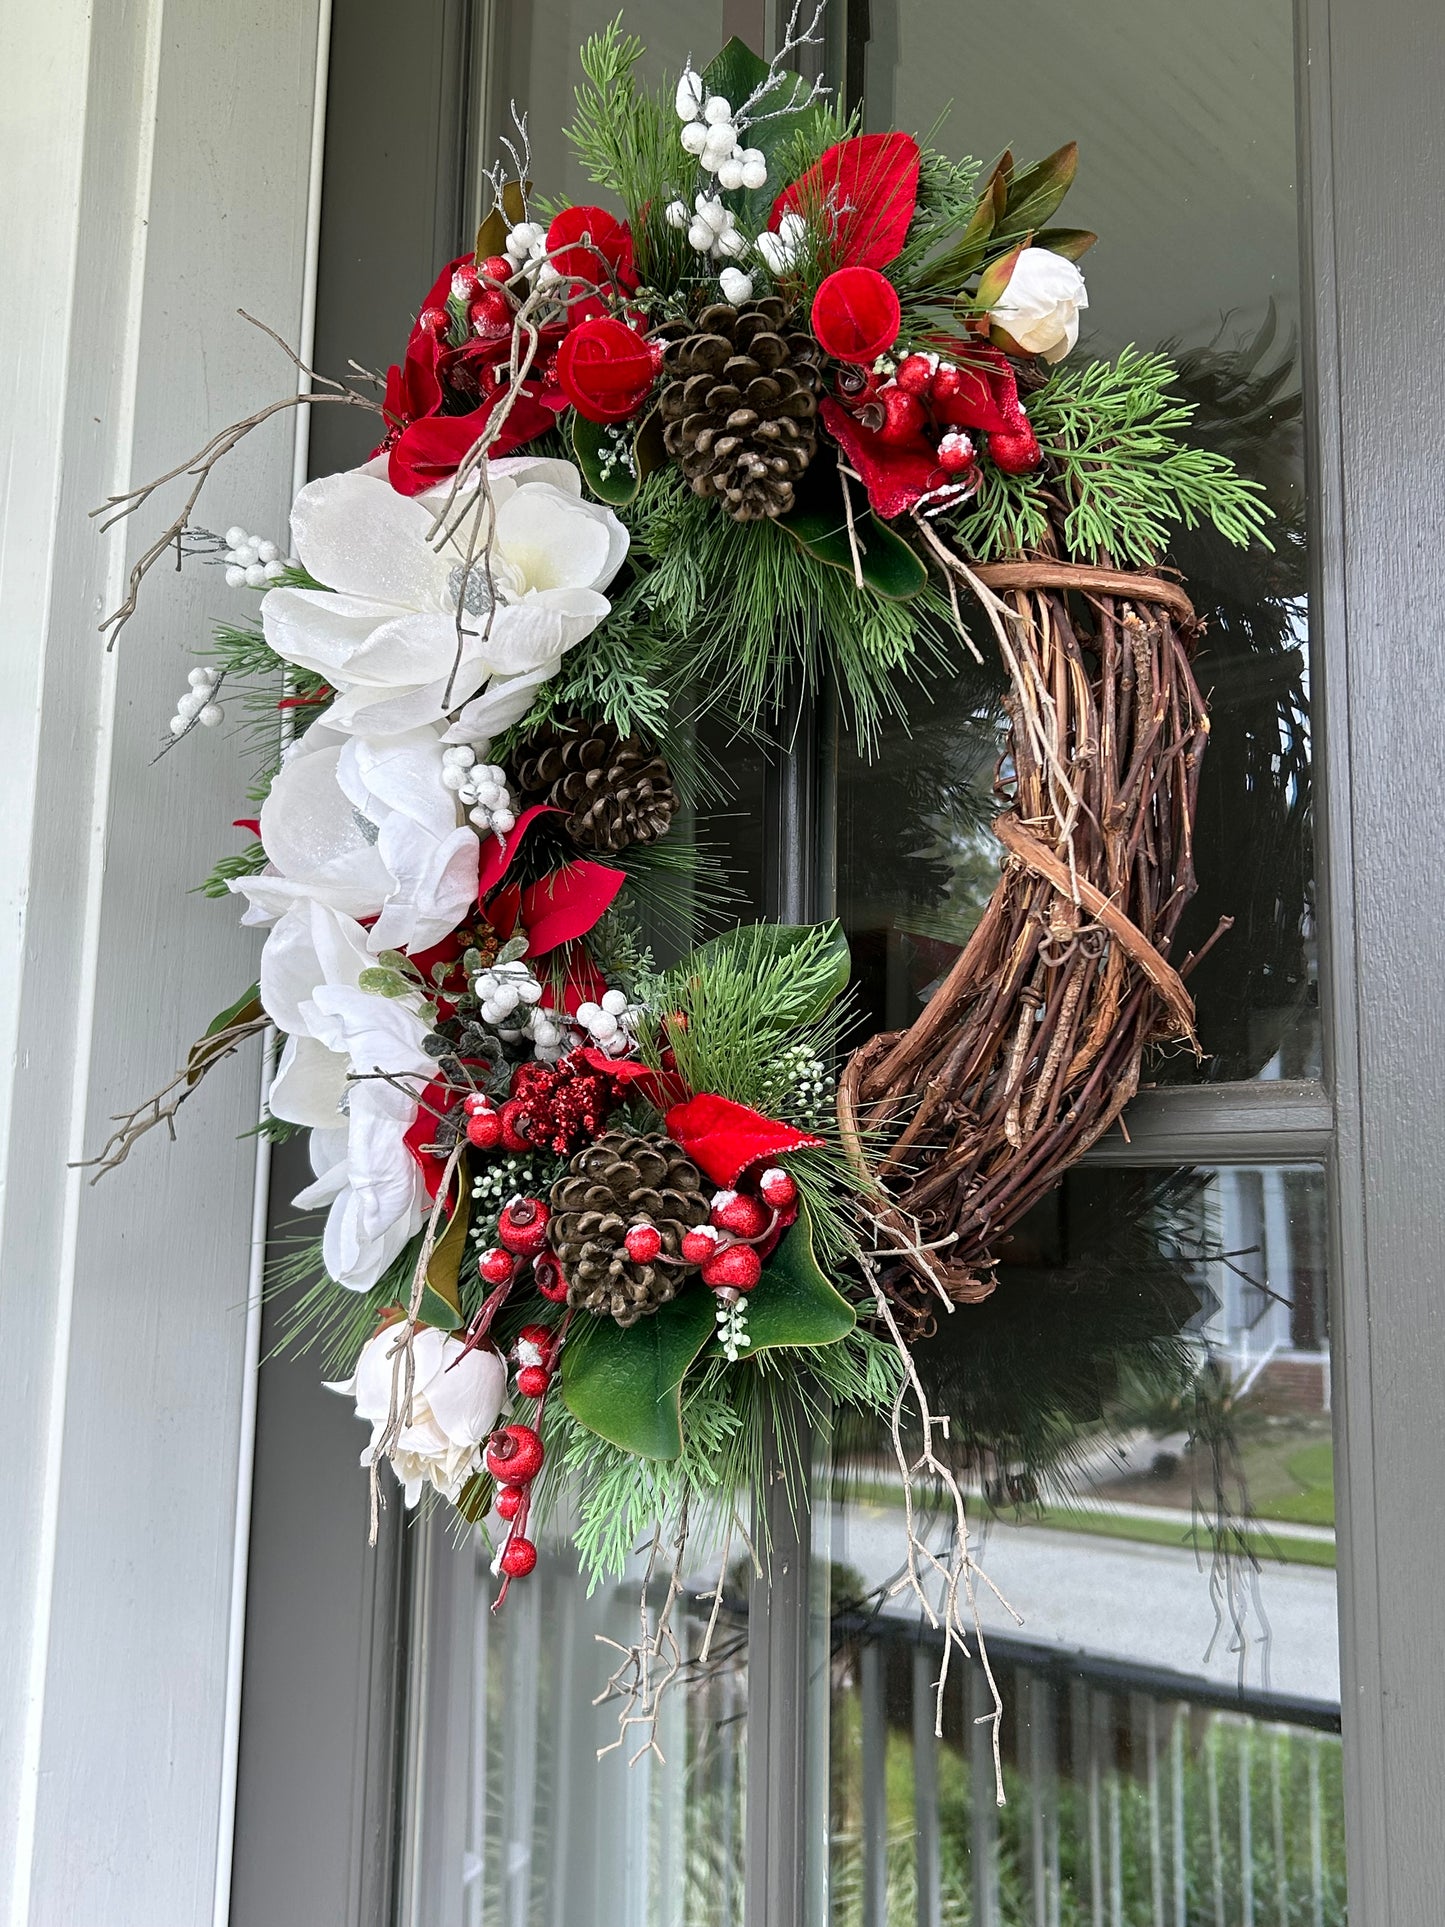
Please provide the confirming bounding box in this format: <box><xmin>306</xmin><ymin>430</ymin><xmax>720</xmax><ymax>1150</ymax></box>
<box><xmin>513</xmin><ymin>718</ymin><xmax>675</xmax><ymax>852</ymax></box>
<box><xmin>550</xmin><ymin>1131</ymin><xmax>709</xmax><ymax>1327</ymax></box>
<box><xmin>656</xmin><ymin>298</ymin><xmax>821</xmax><ymax>520</ymax></box>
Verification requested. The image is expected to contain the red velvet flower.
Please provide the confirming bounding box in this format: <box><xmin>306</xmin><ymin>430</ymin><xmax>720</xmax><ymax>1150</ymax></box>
<box><xmin>772</xmin><ymin>132</ymin><xmax>921</xmax><ymax>270</ymax></box>
<box><xmin>664</xmin><ymin>1092</ymin><xmax>825</xmax><ymax>1189</ymax></box>
<box><xmin>545</xmin><ymin>206</ymin><xmax>638</xmax><ymax>295</ymax></box>
<box><xmin>811</xmin><ymin>267</ymin><xmax>902</xmax><ymax>365</ymax></box>
<box><xmin>820</xmin><ymin>396</ymin><xmax>946</xmax><ymax>519</ymax></box>
<box><xmin>556</xmin><ymin>315</ymin><xmax>661</xmax><ymax>424</ymax></box>
<box><xmin>923</xmin><ymin>343</ymin><xmax>1029</xmax><ymax>436</ymax></box>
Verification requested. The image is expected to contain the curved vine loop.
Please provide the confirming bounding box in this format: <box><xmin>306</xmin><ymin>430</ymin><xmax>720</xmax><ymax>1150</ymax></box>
<box><xmin>839</xmin><ymin>537</ymin><xmax>1215</xmax><ymax>1330</ymax></box>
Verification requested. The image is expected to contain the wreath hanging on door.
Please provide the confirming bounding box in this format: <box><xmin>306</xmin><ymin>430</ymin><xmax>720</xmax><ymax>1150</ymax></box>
<box><xmin>92</xmin><ymin>6</ymin><xmax>1267</xmax><ymax>1766</ymax></box>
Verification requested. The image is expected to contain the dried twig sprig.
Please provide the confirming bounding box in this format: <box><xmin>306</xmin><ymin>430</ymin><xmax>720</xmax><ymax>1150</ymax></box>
<box><xmin>594</xmin><ymin>1501</ymin><xmax>691</xmax><ymax>1766</ymax></box>
<box><xmin>735</xmin><ymin>3</ymin><xmax>830</xmax><ymax>125</ymax></box>
<box><xmin>91</xmin><ymin>313</ymin><xmax>383</xmax><ymax>651</ymax></box>
<box><xmin>74</xmin><ymin>1013</ymin><xmax>269</xmax><ymax>1180</ymax></box>
<box><xmin>860</xmin><ymin>1220</ymin><xmax>1020</xmax><ymax>1806</ymax></box>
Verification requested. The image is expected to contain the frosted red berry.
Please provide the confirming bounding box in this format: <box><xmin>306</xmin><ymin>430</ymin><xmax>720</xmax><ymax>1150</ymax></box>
<box><xmin>681</xmin><ymin>1225</ymin><xmax>721</xmax><ymax>1266</ymax></box>
<box><xmin>499</xmin><ymin>1099</ymin><xmax>533</xmax><ymax>1153</ymax></box>
<box><xmin>758</xmin><ymin>1167</ymin><xmax>798</xmax><ymax>1211</ymax></box>
<box><xmin>466</xmin><ymin>1107</ymin><xmax>503</xmax><ymax>1151</ymax></box>
<box><xmin>498</xmin><ymin>1197</ymin><xmax>550</xmax><ymax>1257</ymax></box>
<box><xmin>450</xmin><ymin>263</ymin><xmax>481</xmax><ymax>302</ymax></box>
<box><xmin>533</xmin><ymin>1252</ymin><xmax>569</xmax><ymax>1302</ymax></box>
<box><xmin>624</xmin><ymin>1222</ymin><xmax>663</xmax><ymax>1264</ymax></box>
<box><xmin>485</xmin><ymin>1422</ymin><xmax>545</xmax><ymax>1485</ymax></box>
<box><xmin>477</xmin><ymin>1246</ymin><xmax>516</xmax><ymax>1287</ymax></box>
<box><xmin>711</xmin><ymin>1191</ymin><xmax>770</xmax><ymax>1240</ymax></box>
<box><xmin>469</xmin><ymin>289</ymin><xmax>513</xmax><ymax>338</ymax></box>
<box><xmin>418</xmin><ymin>306</ymin><xmax>451</xmax><ymax>338</ymax></box>
<box><xmin>988</xmin><ymin>427</ymin><xmax>1042</xmax><ymax>475</ymax></box>
<box><xmin>499</xmin><ymin>1536</ymin><xmax>538</xmax><ymax>1578</ymax></box>
<box><xmin>876</xmin><ymin>385</ymin><xmax>928</xmax><ymax>445</ymax></box>
<box><xmin>937</xmin><ymin>431</ymin><xmax>976</xmax><ymax>475</ymax></box>
<box><xmin>515</xmin><ymin>1323</ymin><xmax>553</xmax><ymax>1361</ymax></box>
<box><xmin>478</xmin><ymin>254</ymin><xmax>513</xmax><ymax>284</ymax></box>
<box><xmin>495</xmin><ymin>1483</ymin><xmax>525</xmax><ymax>1521</ymax></box>
<box><xmin>702</xmin><ymin>1243</ymin><xmax>763</xmax><ymax>1292</ymax></box>
<box><xmin>894</xmin><ymin>353</ymin><xmax>935</xmax><ymax>396</ymax></box>
<box><xmin>516</xmin><ymin>1364</ymin><xmax>551</xmax><ymax>1399</ymax></box>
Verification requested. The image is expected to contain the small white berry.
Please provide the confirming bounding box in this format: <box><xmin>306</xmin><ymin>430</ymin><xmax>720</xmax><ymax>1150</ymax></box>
<box><xmin>720</xmin><ymin>268</ymin><xmax>754</xmax><ymax>304</ymax></box>
<box><xmin>591</xmin><ymin>1013</ymin><xmax>619</xmax><ymax>1042</ymax></box>
<box><xmin>600</xmin><ymin>988</ymin><xmax>629</xmax><ymax>1016</ymax></box>
<box><xmin>687</xmin><ymin>220</ymin><xmax>715</xmax><ymax>254</ymax></box>
<box><xmin>169</xmin><ymin>714</ymin><xmax>188</xmax><ymax>736</ymax></box>
<box><xmin>714</xmin><ymin>225</ymin><xmax>747</xmax><ymax>260</ymax></box>
<box><xmin>224</xmin><ymin>526</ymin><xmax>247</xmax><ymax>548</ymax></box>
<box><xmin>256</xmin><ymin>539</ymin><xmax>279</xmax><ymax>563</ymax></box>
<box><xmin>739</xmin><ymin>149</ymin><xmax>767</xmax><ymax>190</ymax></box>
<box><xmin>187</xmin><ymin>666</ymin><xmax>214</xmax><ymax>689</ymax></box>
<box><xmin>442</xmin><ymin>765</ymin><xmax>467</xmax><ymax>791</ymax></box>
<box><xmin>197</xmin><ymin>703</ymin><xmax>224</xmax><ymax>727</ymax></box>
<box><xmin>716</xmin><ymin>156</ymin><xmax>746</xmax><ymax>191</ymax></box>
<box><xmin>224</xmin><ymin>565</ymin><xmax>247</xmax><ymax>589</ymax></box>
<box><xmin>703</xmin><ymin>94</ymin><xmax>732</xmax><ymax>124</ymax></box>
<box><xmin>575</xmin><ymin>1001</ymin><xmax>601</xmax><ymax>1025</ymax></box>
<box><xmin>680</xmin><ymin>121</ymin><xmax>709</xmax><ymax>158</ymax></box>
<box><xmin>263</xmin><ymin>559</ymin><xmax>286</xmax><ymax>580</ymax></box>
<box><xmin>244</xmin><ymin>563</ymin><xmax>267</xmax><ymax>588</ymax></box>
<box><xmin>675</xmin><ymin>69</ymin><xmax>705</xmax><ymax>121</ymax></box>
<box><xmin>491</xmin><ymin>806</ymin><xmax>516</xmax><ymax>834</ymax></box>
<box><xmin>664</xmin><ymin>199</ymin><xmax>689</xmax><ymax>230</ymax></box>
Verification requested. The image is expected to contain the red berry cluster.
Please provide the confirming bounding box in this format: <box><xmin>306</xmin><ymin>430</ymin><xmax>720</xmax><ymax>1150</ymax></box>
<box><xmin>485</xmin><ymin>1420</ymin><xmax>546</xmax><ymax>1583</ymax></box>
<box><xmin>680</xmin><ymin>1165</ymin><xmax>800</xmax><ymax>1302</ymax></box>
<box><xmin>854</xmin><ymin>353</ymin><xmax>1042</xmax><ymax>480</ymax></box>
<box><xmin>444</xmin><ymin>254</ymin><xmax>517</xmax><ymax>345</ymax></box>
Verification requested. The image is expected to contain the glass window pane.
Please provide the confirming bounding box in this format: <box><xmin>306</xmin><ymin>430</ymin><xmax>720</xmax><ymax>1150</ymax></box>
<box><xmin>817</xmin><ymin>1163</ymin><xmax>1344</xmax><ymax>1922</ymax></box>
<box><xmin>839</xmin><ymin>0</ymin><xmax>1317</xmax><ymax>1082</ymax></box>
<box><xmin>400</xmin><ymin>1511</ymin><xmax>747</xmax><ymax>1925</ymax></box>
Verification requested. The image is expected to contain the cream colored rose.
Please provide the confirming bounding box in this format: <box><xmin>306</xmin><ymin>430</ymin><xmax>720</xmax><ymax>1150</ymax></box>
<box><xmin>989</xmin><ymin>248</ymin><xmax>1089</xmax><ymax>363</ymax></box>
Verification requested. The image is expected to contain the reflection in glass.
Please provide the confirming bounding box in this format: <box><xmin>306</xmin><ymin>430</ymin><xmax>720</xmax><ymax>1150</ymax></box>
<box><xmin>818</xmin><ymin>1164</ymin><xmax>1344</xmax><ymax>1923</ymax></box>
<box><xmin>400</xmin><ymin>1516</ymin><xmax>747</xmax><ymax>1927</ymax></box>
<box><xmin>837</xmin><ymin>0</ymin><xmax>1316</xmax><ymax>1082</ymax></box>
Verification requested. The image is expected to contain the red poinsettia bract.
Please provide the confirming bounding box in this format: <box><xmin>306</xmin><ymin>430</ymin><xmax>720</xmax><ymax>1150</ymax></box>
<box><xmin>772</xmin><ymin>132</ymin><xmax>921</xmax><ymax>270</ymax></box>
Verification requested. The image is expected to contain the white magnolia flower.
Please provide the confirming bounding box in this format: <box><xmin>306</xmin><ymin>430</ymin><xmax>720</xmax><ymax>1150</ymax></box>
<box><xmin>261</xmin><ymin>454</ymin><xmax>628</xmax><ymax>737</ymax></box>
<box><xmin>327</xmin><ymin>1323</ymin><xmax>506</xmax><ymax>1505</ymax></box>
<box><xmin>988</xmin><ymin>248</ymin><xmax>1089</xmax><ymax>363</ymax></box>
<box><xmin>231</xmin><ymin>726</ymin><xmax>477</xmax><ymax>952</ymax></box>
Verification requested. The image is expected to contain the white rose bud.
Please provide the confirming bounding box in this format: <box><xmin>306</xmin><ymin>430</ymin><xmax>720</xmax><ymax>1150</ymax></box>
<box><xmin>326</xmin><ymin>1326</ymin><xmax>505</xmax><ymax>1508</ymax></box>
<box><xmin>987</xmin><ymin>248</ymin><xmax>1089</xmax><ymax>363</ymax></box>
<box><xmin>675</xmin><ymin>67</ymin><xmax>705</xmax><ymax>121</ymax></box>
<box><xmin>719</xmin><ymin>267</ymin><xmax>754</xmax><ymax>304</ymax></box>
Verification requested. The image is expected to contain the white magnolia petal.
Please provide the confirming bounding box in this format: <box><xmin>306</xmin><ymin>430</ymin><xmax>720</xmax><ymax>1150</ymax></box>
<box><xmin>325</xmin><ymin>662</ymin><xmax>489</xmax><ymax>737</ymax></box>
<box><xmin>423</xmin><ymin>1342</ymin><xmax>506</xmax><ymax>1448</ymax></box>
<box><xmin>289</xmin><ymin>468</ymin><xmax>446</xmax><ymax>608</ymax></box>
<box><xmin>370</xmin><ymin>821</ymin><xmax>480</xmax><ymax>954</ymax></box>
<box><xmin>482</xmin><ymin>588</ymin><xmax>611</xmax><ymax>672</ymax></box>
<box><xmin>258</xmin><ymin>745</ymin><xmax>393</xmax><ymax>917</ymax></box>
<box><xmin>322</xmin><ymin>1179</ymin><xmax>424</xmax><ymax>1292</ymax></box>
<box><xmin>441</xmin><ymin>661</ymin><xmax>557</xmax><ymax>745</ymax></box>
<box><xmin>493</xmin><ymin>485</ymin><xmax>617</xmax><ymax>592</ymax></box>
<box><xmin>258</xmin><ymin>900</ymin><xmax>371</xmax><ymax>1032</ymax></box>
<box><xmin>261</xmin><ymin>588</ymin><xmax>393</xmax><ymax>681</ymax></box>
<box><xmin>268</xmin><ymin>1033</ymin><xmax>350</xmax><ymax>1128</ymax></box>
<box><xmin>339</xmin><ymin>729</ymin><xmax>460</xmax><ymax>839</ymax></box>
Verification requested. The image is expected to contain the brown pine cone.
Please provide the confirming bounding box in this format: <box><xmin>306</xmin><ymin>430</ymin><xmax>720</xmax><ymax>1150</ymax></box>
<box><xmin>655</xmin><ymin>298</ymin><xmax>821</xmax><ymax>520</ymax></box>
<box><xmin>512</xmin><ymin>718</ymin><xmax>676</xmax><ymax>852</ymax></box>
<box><xmin>549</xmin><ymin>1131</ymin><xmax>710</xmax><ymax>1327</ymax></box>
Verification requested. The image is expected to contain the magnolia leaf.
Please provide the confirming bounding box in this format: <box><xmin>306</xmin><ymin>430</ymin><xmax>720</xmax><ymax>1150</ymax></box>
<box><xmin>779</xmin><ymin>481</ymin><xmax>929</xmax><ymax>600</ymax></box>
<box><xmin>1034</xmin><ymin>226</ymin><xmax>1098</xmax><ymax>263</ymax></box>
<box><xmin>455</xmin><ymin>1471</ymin><xmax>495</xmax><ymax>1524</ymax></box>
<box><xmin>1001</xmin><ymin>141</ymin><xmax>1078</xmax><ymax>236</ymax></box>
<box><xmin>416</xmin><ymin>1155</ymin><xmax>470</xmax><ymax>1331</ymax></box>
<box><xmin>976</xmin><ymin>239</ymin><xmax>1031</xmax><ymax>313</ymax></box>
<box><xmin>701</xmin><ymin>37</ymin><xmax>819</xmax><ymax>231</ymax></box>
<box><xmin>721</xmin><ymin>1205</ymin><xmax>856</xmax><ymax>1356</ymax></box>
<box><xmin>990</xmin><ymin>152</ymin><xmax>1013</xmax><ymax>220</ymax></box>
<box><xmin>572</xmin><ymin>413</ymin><xmax>645</xmax><ymax>506</ymax></box>
<box><xmin>474</xmin><ymin>178</ymin><xmax>529</xmax><ymax>262</ymax></box>
<box><xmin>912</xmin><ymin>188</ymin><xmax>1000</xmax><ymax>294</ymax></box>
<box><xmin>691</xmin><ymin>920</ymin><xmax>851</xmax><ymax>1026</ymax></box>
<box><xmin>187</xmin><ymin>984</ymin><xmax>263</xmax><ymax>1086</ymax></box>
<box><xmin>560</xmin><ymin>1291</ymin><xmax>718</xmax><ymax>1459</ymax></box>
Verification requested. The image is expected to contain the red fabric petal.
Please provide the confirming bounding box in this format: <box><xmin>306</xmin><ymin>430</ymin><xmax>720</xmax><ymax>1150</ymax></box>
<box><xmin>664</xmin><ymin>1092</ymin><xmax>825</xmax><ymax>1189</ymax></box>
<box><xmin>821</xmin><ymin>396</ymin><xmax>944</xmax><ymax>519</ymax></box>
<box><xmin>555</xmin><ymin>316</ymin><xmax>660</xmax><ymax>423</ymax></box>
<box><xmin>518</xmin><ymin>862</ymin><xmax>627</xmax><ymax>956</ymax></box>
<box><xmin>233</xmin><ymin>818</ymin><xmax>261</xmax><ymax>837</ymax></box>
<box><xmin>581</xmin><ymin>1051</ymin><xmax>688</xmax><ymax>1114</ymax></box>
<box><xmin>477</xmin><ymin>804</ymin><xmax>561</xmax><ymax>899</ymax></box>
<box><xmin>404</xmin><ymin>1077</ymin><xmax>459</xmax><ymax>1198</ymax></box>
<box><xmin>386</xmin><ymin>386</ymin><xmax>555</xmax><ymax>496</ymax></box>
<box><xmin>810</xmin><ymin>267</ymin><xmax>901</xmax><ymax>364</ymax></box>
<box><xmin>772</xmin><ymin>133</ymin><xmax>921</xmax><ymax>270</ymax></box>
<box><xmin>541</xmin><ymin>950</ymin><xmax>609</xmax><ymax>1016</ymax></box>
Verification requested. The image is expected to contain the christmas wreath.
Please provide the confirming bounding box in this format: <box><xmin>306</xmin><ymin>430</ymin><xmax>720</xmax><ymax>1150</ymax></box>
<box><xmin>92</xmin><ymin>6</ymin><xmax>1269</xmax><ymax>1767</ymax></box>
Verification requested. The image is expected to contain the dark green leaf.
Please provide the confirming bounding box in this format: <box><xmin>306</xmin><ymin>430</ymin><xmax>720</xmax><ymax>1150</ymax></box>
<box><xmin>779</xmin><ymin>492</ymin><xmax>928</xmax><ymax>602</ymax></box>
<box><xmin>690</xmin><ymin>920</ymin><xmax>851</xmax><ymax>1024</ymax></box>
<box><xmin>455</xmin><ymin>1472</ymin><xmax>495</xmax><ymax>1523</ymax></box>
<box><xmin>474</xmin><ymin>179</ymin><xmax>528</xmax><ymax>263</ymax></box>
<box><xmin>724</xmin><ymin>1206</ymin><xmax>856</xmax><ymax>1356</ymax></box>
<box><xmin>572</xmin><ymin>413</ymin><xmax>648</xmax><ymax>506</ymax></box>
<box><xmin>416</xmin><ymin>1156</ymin><xmax>470</xmax><ymax>1331</ymax></box>
<box><xmin>1001</xmin><ymin>141</ymin><xmax>1078</xmax><ymax>235</ymax></box>
<box><xmin>1034</xmin><ymin>226</ymin><xmax>1098</xmax><ymax>263</ymax></box>
<box><xmin>560</xmin><ymin>1291</ymin><xmax>718</xmax><ymax>1459</ymax></box>
<box><xmin>187</xmin><ymin>983</ymin><xmax>263</xmax><ymax>1085</ymax></box>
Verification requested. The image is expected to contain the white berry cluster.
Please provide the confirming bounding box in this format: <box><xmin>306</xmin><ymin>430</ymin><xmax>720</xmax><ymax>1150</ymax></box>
<box><xmin>666</xmin><ymin>192</ymin><xmax>747</xmax><ymax>262</ymax></box>
<box><xmin>169</xmin><ymin>665</ymin><xmax>224</xmax><ymax>737</ymax></box>
<box><xmin>573</xmin><ymin>986</ymin><xmax>646</xmax><ymax>1058</ymax></box>
<box><xmin>675</xmin><ymin>70</ymin><xmax>768</xmax><ymax>187</ymax></box>
<box><xmin>222</xmin><ymin>526</ymin><xmax>292</xmax><ymax>589</ymax></box>
<box><xmin>440</xmin><ymin>745</ymin><xmax>517</xmax><ymax>838</ymax></box>
<box><xmin>503</xmin><ymin>221</ymin><xmax>560</xmax><ymax>288</ymax></box>
<box><xmin>755</xmin><ymin>212</ymin><xmax>807</xmax><ymax>275</ymax></box>
<box><xmin>472</xmin><ymin>959</ymin><xmax>573</xmax><ymax>1062</ymax></box>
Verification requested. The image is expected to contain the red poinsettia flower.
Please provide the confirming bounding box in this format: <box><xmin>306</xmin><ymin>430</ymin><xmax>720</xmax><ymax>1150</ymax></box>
<box><xmin>771</xmin><ymin>132</ymin><xmax>921</xmax><ymax>270</ymax></box>
<box><xmin>556</xmin><ymin>315</ymin><xmax>662</xmax><ymax>423</ymax></box>
<box><xmin>821</xmin><ymin>396</ymin><xmax>946</xmax><ymax>519</ymax></box>
<box><xmin>811</xmin><ymin>266</ymin><xmax>902</xmax><ymax>364</ymax></box>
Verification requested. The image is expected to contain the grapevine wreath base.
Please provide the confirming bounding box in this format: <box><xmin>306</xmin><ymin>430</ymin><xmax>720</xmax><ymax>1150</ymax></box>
<box><xmin>87</xmin><ymin>4</ymin><xmax>1269</xmax><ymax>1802</ymax></box>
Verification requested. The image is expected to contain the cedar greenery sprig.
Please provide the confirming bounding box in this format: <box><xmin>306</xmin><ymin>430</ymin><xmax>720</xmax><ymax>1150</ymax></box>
<box><xmin>960</xmin><ymin>347</ymin><xmax>1275</xmax><ymax>567</ymax></box>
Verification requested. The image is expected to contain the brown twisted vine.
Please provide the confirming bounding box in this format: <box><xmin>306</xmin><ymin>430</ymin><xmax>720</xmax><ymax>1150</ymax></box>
<box><xmin>839</xmin><ymin>529</ymin><xmax>1227</xmax><ymax>1334</ymax></box>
